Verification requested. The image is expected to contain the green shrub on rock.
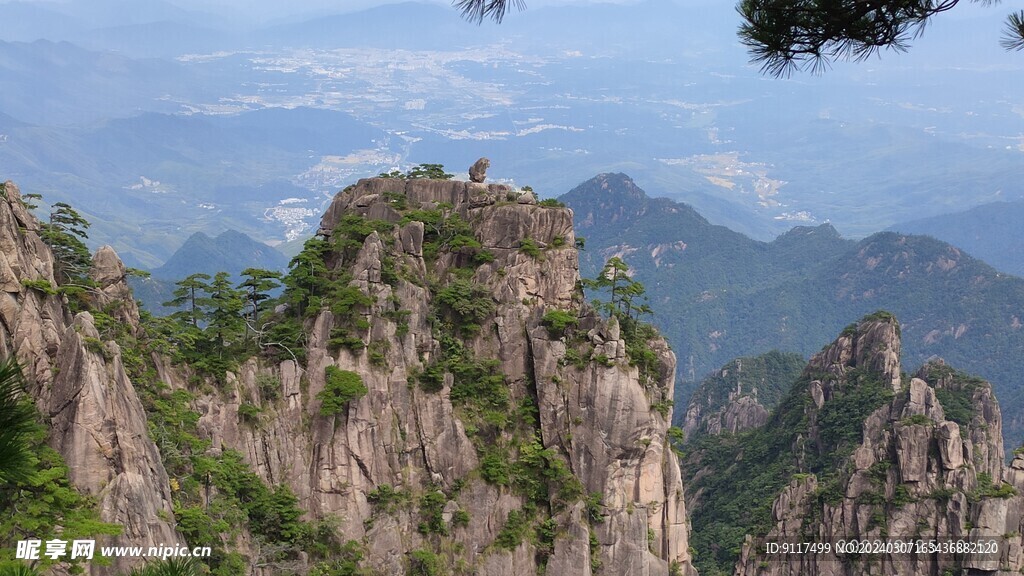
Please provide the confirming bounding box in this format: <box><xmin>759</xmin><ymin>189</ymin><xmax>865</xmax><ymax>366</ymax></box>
<box><xmin>318</xmin><ymin>367</ymin><xmax>368</xmax><ymax>416</ymax></box>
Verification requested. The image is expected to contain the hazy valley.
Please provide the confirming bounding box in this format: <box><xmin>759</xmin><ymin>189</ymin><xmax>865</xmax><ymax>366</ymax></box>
<box><xmin>1</xmin><ymin>1</ymin><xmax>1022</xmax><ymax>267</ymax></box>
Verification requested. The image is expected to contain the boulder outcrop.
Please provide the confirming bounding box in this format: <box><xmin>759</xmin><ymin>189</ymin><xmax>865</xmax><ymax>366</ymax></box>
<box><xmin>469</xmin><ymin>157</ymin><xmax>490</xmax><ymax>183</ymax></box>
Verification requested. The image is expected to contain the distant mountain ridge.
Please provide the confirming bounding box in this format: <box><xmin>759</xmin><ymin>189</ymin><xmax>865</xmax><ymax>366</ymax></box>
<box><xmin>0</xmin><ymin>39</ymin><xmax>189</xmax><ymax>124</ymax></box>
<box><xmin>889</xmin><ymin>200</ymin><xmax>1024</xmax><ymax>277</ymax></box>
<box><xmin>131</xmin><ymin>229</ymin><xmax>288</xmax><ymax>314</ymax></box>
<box><xmin>561</xmin><ymin>173</ymin><xmax>1024</xmax><ymax>448</ymax></box>
<box><xmin>0</xmin><ymin>104</ymin><xmax>385</xmax><ymax>267</ymax></box>
<box><xmin>152</xmin><ymin>229</ymin><xmax>288</xmax><ymax>281</ymax></box>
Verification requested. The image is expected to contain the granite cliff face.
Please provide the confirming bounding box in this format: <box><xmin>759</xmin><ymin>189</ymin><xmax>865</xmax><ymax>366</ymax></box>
<box><xmin>304</xmin><ymin>178</ymin><xmax>692</xmax><ymax>574</ymax></box>
<box><xmin>0</xmin><ymin>182</ymin><xmax>181</xmax><ymax>574</ymax></box>
<box><xmin>121</xmin><ymin>177</ymin><xmax>696</xmax><ymax>569</ymax></box>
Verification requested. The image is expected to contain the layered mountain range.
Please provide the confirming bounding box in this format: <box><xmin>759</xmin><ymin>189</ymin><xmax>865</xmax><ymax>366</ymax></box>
<box><xmin>562</xmin><ymin>173</ymin><xmax>1024</xmax><ymax>448</ymax></box>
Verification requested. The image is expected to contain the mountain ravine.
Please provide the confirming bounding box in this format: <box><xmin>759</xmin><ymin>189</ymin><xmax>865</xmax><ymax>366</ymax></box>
<box><xmin>2</xmin><ymin>177</ymin><xmax>695</xmax><ymax>576</ymax></box>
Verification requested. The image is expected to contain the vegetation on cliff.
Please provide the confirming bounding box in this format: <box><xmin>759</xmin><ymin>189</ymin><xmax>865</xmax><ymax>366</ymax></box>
<box><xmin>682</xmin><ymin>314</ymin><xmax>898</xmax><ymax>574</ymax></box>
<box><xmin>123</xmin><ymin>313</ymin><xmax>368</xmax><ymax>575</ymax></box>
<box><xmin>0</xmin><ymin>194</ymin><xmax>358</xmax><ymax>575</ymax></box>
<box><xmin>3</xmin><ymin>172</ymin><xmax>691</xmax><ymax>576</ymax></box>
<box><xmin>683</xmin><ymin>370</ymin><xmax>895</xmax><ymax>574</ymax></box>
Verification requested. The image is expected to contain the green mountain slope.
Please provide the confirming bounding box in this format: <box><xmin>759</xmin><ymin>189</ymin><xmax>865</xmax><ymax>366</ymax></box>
<box><xmin>889</xmin><ymin>200</ymin><xmax>1024</xmax><ymax>277</ymax></box>
<box><xmin>562</xmin><ymin>173</ymin><xmax>1024</xmax><ymax>447</ymax></box>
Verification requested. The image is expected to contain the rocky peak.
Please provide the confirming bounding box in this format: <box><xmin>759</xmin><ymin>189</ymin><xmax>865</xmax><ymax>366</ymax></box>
<box><xmin>155</xmin><ymin>175</ymin><xmax>697</xmax><ymax>576</ymax></box>
<box><xmin>778</xmin><ymin>222</ymin><xmax>841</xmax><ymax>240</ymax></box>
<box><xmin>90</xmin><ymin>245</ymin><xmax>141</xmax><ymax>334</ymax></box>
<box><xmin>0</xmin><ymin>181</ymin><xmax>181</xmax><ymax>574</ymax></box>
<box><xmin>806</xmin><ymin>311</ymin><xmax>902</xmax><ymax>394</ymax></box>
<box><xmin>725</xmin><ymin>312</ymin><xmax>1024</xmax><ymax>575</ymax></box>
<box><xmin>682</xmin><ymin>310</ymin><xmax>1024</xmax><ymax>574</ymax></box>
<box><xmin>709</xmin><ymin>394</ymin><xmax>769</xmax><ymax>435</ymax></box>
<box><xmin>685</xmin><ymin>382</ymin><xmax>770</xmax><ymax>438</ymax></box>
<box><xmin>915</xmin><ymin>359</ymin><xmax>1006</xmax><ymax>480</ymax></box>
<box><xmin>549</xmin><ymin>173</ymin><xmax>647</xmax><ymax>206</ymax></box>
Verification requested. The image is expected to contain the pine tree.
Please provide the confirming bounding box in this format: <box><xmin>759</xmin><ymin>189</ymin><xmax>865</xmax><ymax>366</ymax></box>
<box><xmin>738</xmin><ymin>0</ymin><xmax>1024</xmax><ymax>76</ymax></box>
<box><xmin>238</xmin><ymin>268</ymin><xmax>282</xmax><ymax>329</ymax></box>
<box><xmin>39</xmin><ymin>202</ymin><xmax>92</xmax><ymax>285</ymax></box>
<box><xmin>0</xmin><ymin>358</ymin><xmax>35</xmax><ymax>486</ymax></box>
<box><xmin>164</xmin><ymin>273</ymin><xmax>213</xmax><ymax>329</ymax></box>
<box><xmin>406</xmin><ymin>163</ymin><xmax>454</xmax><ymax>180</ymax></box>
<box><xmin>282</xmin><ymin>238</ymin><xmax>329</xmax><ymax>316</ymax></box>
<box><xmin>206</xmin><ymin>272</ymin><xmax>245</xmax><ymax>347</ymax></box>
<box><xmin>453</xmin><ymin>0</ymin><xmax>525</xmax><ymax>23</ymax></box>
<box><xmin>583</xmin><ymin>257</ymin><xmax>649</xmax><ymax>320</ymax></box>
<box><xmin>451</xmin><ymin>0</ymin><xmax>1024</xmax><ymax>74</ymax></box>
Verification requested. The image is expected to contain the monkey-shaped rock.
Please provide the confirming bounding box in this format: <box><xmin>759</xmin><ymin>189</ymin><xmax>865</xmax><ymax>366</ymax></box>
<box><xmin>469</xmin><ymin>157</ymin><xmax>490</xmax><ymax>183</ymax></box>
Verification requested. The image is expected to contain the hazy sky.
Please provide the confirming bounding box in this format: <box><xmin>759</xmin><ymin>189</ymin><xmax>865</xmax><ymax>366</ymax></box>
<box><xmin>0</xmin><ymin>0</ymin><xmax>996</xmax><ymax>26</ymax></box>
<box><xmin>171</xmin><ymin>0</ymin><xmax>650</xmax><ymax>21</ymax></box>
<box><xmin>0</xmin><ymin>0</ymin><xmax>661</xmax><ymax>28</ymax></box>
<box><xmin>171</xmin><ymin>0</ymin><xmax>641</xmax><ymax>10</ymax></box>
<box><xmin>1</xmin><ymin>0</ymin><xmax>1011</xmax><ymax>60</ymax></box>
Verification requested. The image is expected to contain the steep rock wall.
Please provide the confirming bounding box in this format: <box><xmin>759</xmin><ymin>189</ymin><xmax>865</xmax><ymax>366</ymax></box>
<box><xmin>0</xmin><ymin>182</ymin><xmax>181</xmax><ymax>574</ymax></box>
<box><xmin>180</xmin><ymin>177</ymin><xmax>696</xmax><ymax>575</ymax></box>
